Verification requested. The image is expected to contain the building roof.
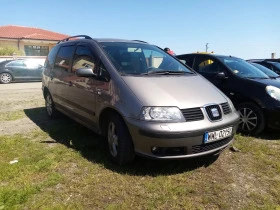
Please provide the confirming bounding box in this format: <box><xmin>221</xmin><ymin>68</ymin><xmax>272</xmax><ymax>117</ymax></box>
<box><xmin>0</xmin><ymin>25</ymin><xmax>69</xmax><ymax>41</ymax></box>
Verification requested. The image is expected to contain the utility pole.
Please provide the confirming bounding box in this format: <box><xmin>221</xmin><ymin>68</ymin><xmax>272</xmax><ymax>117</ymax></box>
<box><xmin>206</xmin><ymin>43</ymin><xmax>209</xmax><ymax>52</ymax></box>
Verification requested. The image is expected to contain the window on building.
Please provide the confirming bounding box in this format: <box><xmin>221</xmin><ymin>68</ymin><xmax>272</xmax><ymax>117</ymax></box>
<box><xmin>24</xmin><ymin>45</ymin><xmax>49</xmax><ymax>56</ymax></box>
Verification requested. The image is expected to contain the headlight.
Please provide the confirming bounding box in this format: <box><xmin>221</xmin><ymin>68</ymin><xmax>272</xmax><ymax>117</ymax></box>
<box><xmin>140</xmin><ymin>107</ymin><xmax>185</xmax><ymax>122</ymax></box>
<box><xmin>266</xmin><ymin>86</ymin><xmax>280</xmax><ymax>101</ymax></box>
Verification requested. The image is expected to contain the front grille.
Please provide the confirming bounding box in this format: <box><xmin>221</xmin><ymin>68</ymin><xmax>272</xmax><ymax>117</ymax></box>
<box><xmin>221</xmin><ymin>103</ymin><xmax>232</xmax><ymax>115</ymax></box>
<box><xmin>192</xmin><ymin>137</ymin><xmax>232</xmax><ymax>154</ymax></box>
<box><xmin>181</xmin><ymin>107</ymin><xmax>204</xmax><ymax>122</ymax></box>
<box><xmin>205</xmin><ymin>105</ymin><xmax>222</xmax><ymax>121</ymax></box>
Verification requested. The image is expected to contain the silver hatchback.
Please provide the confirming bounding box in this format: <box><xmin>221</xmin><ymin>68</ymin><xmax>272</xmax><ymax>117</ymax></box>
<box><xmin>42</xmin><ymin>35</ymin><xmax>239</xmax><ymax>165</ymax></box>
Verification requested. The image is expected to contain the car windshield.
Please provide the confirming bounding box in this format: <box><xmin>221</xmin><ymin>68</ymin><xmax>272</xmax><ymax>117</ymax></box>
<box><xmin>100</xmin><ymin>42</ymin><xmax>194</xmax><ymax>75</ymax></box>
<box><xmin>271</xmin><ymin>62</ymin><xmax>280</xmax><ymax>69</ymax></box>
<box><xmin>251</xmin><ymin>63</ymin><xmax>279</xmax><ymax>78</ymax></box>
<box><xmin>219</xmin><ymin>57</ymin><xmax>269</xmax><ymax>79</ymax></box>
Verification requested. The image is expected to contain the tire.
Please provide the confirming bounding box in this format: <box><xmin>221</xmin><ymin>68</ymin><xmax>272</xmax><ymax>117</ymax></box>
<box><xmin>106</xmin><ymin>113</ymin><xmax>135</xmax><ymax>165</ymax></box>
<box><xmin>0</xmin><ymin>73</ymin><xmax>12</xmax><ymax>84</ymax></box>
<box><xmin>237</xmin><ymin>103</ymin><xmax>266</xmax><ymax>135</ymax></box>
<box><xmin>45</xmin><ymin>92</ymin><xmax>58</xmax><ymax>119</ymax></box>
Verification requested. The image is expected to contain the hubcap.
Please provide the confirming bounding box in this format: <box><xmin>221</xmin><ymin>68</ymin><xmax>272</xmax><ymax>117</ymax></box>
<box><xmin>1</xmin><ymin>73</ymin><xmax>11</xmax><ymax>83</ymax></box>
<box><xmin>238</xmin><ymin>107</ymin><xmax>258</xmax><ymax>131</ymax></box>
<box><xmin>108</xmin><ymin>122</ymin><xmax>118</xmax><ymax>157</ymax></box>
<box><xmin>46</xmin><ymin>95</ymin><xmax>53</xmax><ymax>116</ymax></box>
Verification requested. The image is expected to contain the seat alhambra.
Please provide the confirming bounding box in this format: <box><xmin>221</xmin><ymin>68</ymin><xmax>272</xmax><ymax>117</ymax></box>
<box><xmin>42</xmin><ymin>35</ymin><xmax>239</xmax><ymax>165</ymax></box>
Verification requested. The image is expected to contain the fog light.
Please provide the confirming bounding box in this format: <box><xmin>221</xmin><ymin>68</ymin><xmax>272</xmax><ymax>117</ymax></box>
<box><xmin>151</xmin><ymin>147</ymin><xmax>158</xmax><ymax>153</ymax></box>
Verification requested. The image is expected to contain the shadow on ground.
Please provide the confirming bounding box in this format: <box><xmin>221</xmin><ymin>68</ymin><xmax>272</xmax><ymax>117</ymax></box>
<box><xmin>24</xmin><ymin>107</ymin><xmax>221</xmax><ymax>176</ymax></box>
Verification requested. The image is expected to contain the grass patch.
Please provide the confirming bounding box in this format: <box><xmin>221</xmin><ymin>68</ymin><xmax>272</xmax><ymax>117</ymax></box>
<box><xmin>0</xmin><ymin>125</ymin><xmax>280</xmax><ymax>209</ymax></box>
<box><xmin>0</xmin><ymin>110</ymin><xmax>26</xmax><ymax>121</ymax></box>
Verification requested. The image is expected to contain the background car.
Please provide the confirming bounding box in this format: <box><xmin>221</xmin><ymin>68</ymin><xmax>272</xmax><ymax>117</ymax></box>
<box><xmin>247</xmin><ymin>59</ymin><xmax>280</xmax><ymax>74</ymax></box>
<box><xmin>0</xmin><ymin>59</ymin><xmax>43</xmax><ymax>84</ymax></box>
<box><xmin>248</xmin><ymin>62</ymin><xmax>280</xmax><ymax>79</ymax></box>
<box><xmin>177</xmin><ymin>53</ymin><xmax>280</xmax><ymax>135</ymax></box>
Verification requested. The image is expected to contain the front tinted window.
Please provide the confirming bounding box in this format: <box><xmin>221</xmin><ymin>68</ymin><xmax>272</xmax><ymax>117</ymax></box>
<box><xmin>72</xmin><ymin>46</ymin><xmax>96</xmax><ymax>73</ymax></box>
<box><xmin>100</xmin><ymin>42</ymin><xmax>193</xmax><ymax>75</ymax></box>
<box><xmin>55</xmin><ymin>45</ymin><xmax>75</xmax><ymax>72</ymax></box>
<box><xmin>219</xmin><ymin>57</ymin><xmax>269</xmax><ymax>79</ymax></box>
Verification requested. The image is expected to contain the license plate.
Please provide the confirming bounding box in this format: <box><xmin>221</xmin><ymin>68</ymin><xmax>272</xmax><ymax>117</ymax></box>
<box><xmin>204</xmin><ymin>127</ymin><xmax>233</xmax><ymax>143</ymax></box>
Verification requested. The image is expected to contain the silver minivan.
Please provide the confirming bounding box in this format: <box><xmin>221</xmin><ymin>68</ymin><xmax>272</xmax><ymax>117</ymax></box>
<box><xmin>42</xmin><ymin>35</ymin><xmax>239</xmax><ymax>165</ymax></box>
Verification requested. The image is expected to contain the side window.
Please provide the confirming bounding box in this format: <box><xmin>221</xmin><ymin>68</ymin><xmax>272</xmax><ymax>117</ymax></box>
<box><xmin>194</xmin><ymin>57</ymin><xmax>221</xmax><ymax>74</ymax></box>
<box><xmin>72</xmin><ymin>45</ymin><xmax>96</xmax><ymax>73</ymax></box>
<box><xmin>45</xmin><ymin>45</ymin><xmax>59</xmax><ymax>68</ymax></box>
<box><xmin>54</xmin><ymin>45</ymin><xmax>75</xmax><ymax>72</ymax></box>
<box><xmin>7</xmin><ymin>60</ymin><xmax>26</xmax><ymax>67</ymax></box>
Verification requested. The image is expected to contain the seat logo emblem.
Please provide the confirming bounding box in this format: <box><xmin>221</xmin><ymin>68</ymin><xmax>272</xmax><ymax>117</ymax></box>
<box><xmin>211</xmin><ymin>108</ymin><xmax>219</xmax><ymax>117</ymax></box>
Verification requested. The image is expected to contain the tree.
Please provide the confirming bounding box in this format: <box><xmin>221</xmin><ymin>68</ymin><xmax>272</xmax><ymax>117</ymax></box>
<box><xmin>0</xmin><ymin>46</ymin><xmax>25</xmax><ymax>56</ymax></box>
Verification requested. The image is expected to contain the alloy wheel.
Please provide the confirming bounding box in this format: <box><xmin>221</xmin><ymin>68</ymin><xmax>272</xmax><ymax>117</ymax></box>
<box><xmin>238</xmin><ymin>107</ymin><xmax>258</xmax><ymax>132</ymax></box>
<box><xmin>46</xmin><ymin>94</ymin><xmax>53</xmax><ymax>116</ymax></box>
<box><xmin>0</xmin><ymin>73</ymin><xmax>12</xmax><ymax>84</ymax></box>
<box><xmin>108</xmin><ymin>121</ymin><xmax>119</xmax><ymax>157</ymax></box>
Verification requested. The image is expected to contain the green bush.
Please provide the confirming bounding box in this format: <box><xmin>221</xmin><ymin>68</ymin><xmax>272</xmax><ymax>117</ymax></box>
<box><xmin>0</xmin><ymin>46</ymin><xmax>25</xmax><ymax>56</ymax></box>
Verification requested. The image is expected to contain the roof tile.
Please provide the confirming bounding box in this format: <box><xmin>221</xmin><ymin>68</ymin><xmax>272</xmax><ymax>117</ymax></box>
<box><xmin>0</xmin><ymin>25</ymin><xmax>69</xmax><ymax>41</ymax></box>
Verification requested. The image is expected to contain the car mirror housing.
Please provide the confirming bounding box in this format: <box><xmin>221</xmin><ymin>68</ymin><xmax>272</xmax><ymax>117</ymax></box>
<box><xmin>76</xmin><ymin>68</ymin><xmax>97</xmax><ymax>77</ymax></box>
<box><xmin>217</xmin><ymin>72</ymin><xmax>228</xmax><ymax>79</ymax></box>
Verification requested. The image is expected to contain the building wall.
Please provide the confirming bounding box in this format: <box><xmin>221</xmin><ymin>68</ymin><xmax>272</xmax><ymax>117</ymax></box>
<box><xmin>0</xmin><ymin>40</ymin><xmax>18</xmax><ymax>48</ymax></box>
<box><xmin>0</xmin><ymin>39</ymin><xmax>57</xmax><ymax>55</ymax></box>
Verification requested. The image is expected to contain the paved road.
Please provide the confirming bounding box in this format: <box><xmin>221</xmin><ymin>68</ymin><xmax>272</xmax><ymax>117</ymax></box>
<box><xmin>0</xmin><ymin>82</ymin><xmax>42</xmax><ymax>90</ymax></box>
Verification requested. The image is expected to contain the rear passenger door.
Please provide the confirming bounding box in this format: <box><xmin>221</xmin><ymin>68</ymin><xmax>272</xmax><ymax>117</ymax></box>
<box><xmin>51</xmin><ymin>45</ymin><xmax>76</xmax><ymax>109</ymax></box>
<box><xmin>5</xmin><ymin>60</ymin><xmax>27</xmax><ymax>80</ymax></box>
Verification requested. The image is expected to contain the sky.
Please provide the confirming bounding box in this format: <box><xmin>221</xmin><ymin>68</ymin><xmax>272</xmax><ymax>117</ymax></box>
<box><xmin>0</xmin><ymin>0</ymin><xmax>279</xmax><ymax>59</ymax></box>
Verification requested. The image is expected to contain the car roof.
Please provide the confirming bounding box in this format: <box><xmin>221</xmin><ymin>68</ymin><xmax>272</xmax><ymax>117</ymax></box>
<box><xmin>177</xmin><ymin>53</ymin><xmax>239</xmax><ymax>59</ymax></box>
<box><xmin>56</xmin><ymin>35</ymin><xmax>149</xmax><ymax>46</ymax></box>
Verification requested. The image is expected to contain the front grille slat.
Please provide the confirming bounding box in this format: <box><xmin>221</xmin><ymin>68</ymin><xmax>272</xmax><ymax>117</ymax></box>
<box><xmin>181</xmin><ymin>107</ymin><xmax>204</xmax><ymax>122</ymax></box>
<box><xmin>221</xmin><ymin>102</ymin><xmax>232</xmax><ymax>115</ymax></box>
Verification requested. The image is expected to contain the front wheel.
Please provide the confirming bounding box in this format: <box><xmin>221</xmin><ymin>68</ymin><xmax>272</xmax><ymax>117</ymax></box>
<box><xmin>0</xmin><ymin>73</ymin><xmax>12</xmax><ymax>84</ymax></box>
<box><xmin>237</xmin><ymin>103</ymin><xmax>265</xmax><ymax>135</ymax></box>
<box><xmin>107</xmin><ymin>114</ymin><xmax>135</xmax><ymax>165</ymax></box>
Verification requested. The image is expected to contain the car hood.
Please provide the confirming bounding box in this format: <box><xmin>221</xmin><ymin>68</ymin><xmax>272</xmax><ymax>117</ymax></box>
<box><xmin>122</xmin><ymin>75</ymin><xmax>228</xmax><ymax>109</ymax></box>
<box><xmin>250</xmin><ymin>78</ymin><xmax>280</xmax><ymax>88</ymax></box>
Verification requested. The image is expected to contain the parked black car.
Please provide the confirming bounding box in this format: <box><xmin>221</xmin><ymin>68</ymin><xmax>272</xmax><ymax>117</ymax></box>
<box><xmin>248</xmin><ymin>62</ymin><xmax>280</xmax><ymax>79</ymax></box>
<box><xmin>177</xmin><ymin>53</ymin><xmax>280</xmax><ymax>135</ymax></box>
<box><xmin>247</xmin><ymin>59</ymin><xmax>280</xmax><ymax>74</ymax></box>
<box><xmin>0</xmin><ymin>59</ymin><xmax>43</xmax><ymax>84</ymax></box>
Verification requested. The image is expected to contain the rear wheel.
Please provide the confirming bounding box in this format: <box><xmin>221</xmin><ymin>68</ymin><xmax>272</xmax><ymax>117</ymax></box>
<box><xmin>237</xmin><ymin>103</ymin><xmax>265</xmax><ymax>135</ymax></box>
<box><xmin>0</xmin><ymin>73</ymin><xmax>12</xmax><ymax>84</ymax></box>
<box><xmin>106</xmin><ymin>114</ymin><xmax>135</xmax><ymax>165</ymax></box>
<box><xmin>45</xmin><ymin>92</ymin><xmax>58</xmax><ymax>118</ymax></box>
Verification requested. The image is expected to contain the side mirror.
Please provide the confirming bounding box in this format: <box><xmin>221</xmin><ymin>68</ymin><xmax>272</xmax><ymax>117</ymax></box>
<box><xmin>216</xmin><ymin>72</ymin><xmax>228</xmax><ymax>79</ymax></box>
<box><xmin>76</xmin><ymin>68</ymin><xmax>97</xmax><ymax>77</ymax></box>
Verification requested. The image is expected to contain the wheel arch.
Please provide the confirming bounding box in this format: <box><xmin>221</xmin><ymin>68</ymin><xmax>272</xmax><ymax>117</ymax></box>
<box><xmin>98</xmin><ymin>107</ymin><xmax>126</xmax><ymax>137</ymax></box>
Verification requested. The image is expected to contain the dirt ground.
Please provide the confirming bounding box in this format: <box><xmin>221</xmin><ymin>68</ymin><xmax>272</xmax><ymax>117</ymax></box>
<box><xmin>0</xmin><ymin>82</ymin><xmax>45</xmax><ymax>135</ymax></box>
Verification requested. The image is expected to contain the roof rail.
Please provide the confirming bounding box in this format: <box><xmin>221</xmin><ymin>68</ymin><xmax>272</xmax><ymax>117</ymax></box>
<box><xmin>57</xmin><ymin>35</ymin><xmax>93</xmax><ymax>44</ymax></box>
<box><xmin>132</xmin><ymin>40</ymin><xmax>148</xmax><ymax>44</ymax></box>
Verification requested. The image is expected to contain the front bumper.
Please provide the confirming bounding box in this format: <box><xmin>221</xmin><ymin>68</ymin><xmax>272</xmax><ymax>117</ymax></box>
<box><xmin>265</xmin><ymin>106</ymin><xmax>280</xmax><ymax>129</ymax></box>
<box><xmin>125</xmin><ymin>112</ymin><xmax>240</xmax><ymax>159</ymax></box>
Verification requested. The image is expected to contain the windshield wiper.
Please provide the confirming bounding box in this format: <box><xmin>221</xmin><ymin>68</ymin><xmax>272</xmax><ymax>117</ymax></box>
<box><xmin>141</xmin><ymin>70</ymin><xmax>193</xmax><ymax>75</ymax></box>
